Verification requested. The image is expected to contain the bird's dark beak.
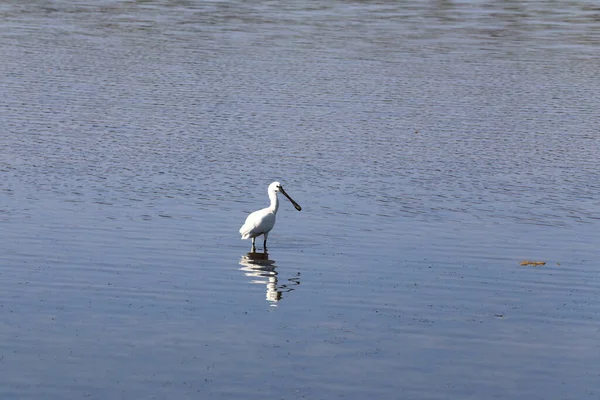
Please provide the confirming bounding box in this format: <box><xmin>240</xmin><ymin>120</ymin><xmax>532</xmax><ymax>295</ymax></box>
<box><xmin>280</xmin><ymin>187</ymin><xmax>302</xmax><ymax>211</ymax></box>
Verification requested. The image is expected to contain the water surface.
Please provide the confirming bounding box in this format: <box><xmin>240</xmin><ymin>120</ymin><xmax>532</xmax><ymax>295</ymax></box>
<box><xmin>1</xmin><ymin>1</ymin><xmax>599</xmax><ymax>399</ymax></box>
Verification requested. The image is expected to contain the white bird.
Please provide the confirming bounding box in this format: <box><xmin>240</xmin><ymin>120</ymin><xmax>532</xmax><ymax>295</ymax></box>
<box><xmin>239</xmin><ymin>181</ymin><xmax>302</xmax><ymax>252</ymax></box>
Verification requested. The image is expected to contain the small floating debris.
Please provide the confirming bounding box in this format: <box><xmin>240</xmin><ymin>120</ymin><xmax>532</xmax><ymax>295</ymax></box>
<box><xmin>519</xmin><ymin>260</ymin><xmax>546</xmax><ymax>267</ymax></box>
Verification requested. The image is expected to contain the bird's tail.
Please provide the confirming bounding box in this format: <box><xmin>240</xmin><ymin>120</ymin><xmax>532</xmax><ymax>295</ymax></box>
<box><xmin>239</xmin><ymin>225</ymin><xmax>251</xmax><ymax>240</ymax></box>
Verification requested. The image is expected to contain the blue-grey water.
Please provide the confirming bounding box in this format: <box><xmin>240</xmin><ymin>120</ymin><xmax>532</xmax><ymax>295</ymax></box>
<box><xmin>1</xmin><ymin>1</ymin><xmax>599</xmax><ymax>399</ymax></box>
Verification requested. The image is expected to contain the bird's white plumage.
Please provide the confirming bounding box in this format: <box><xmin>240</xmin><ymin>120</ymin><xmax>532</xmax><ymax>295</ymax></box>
<box><xmin>239</xmin><ymin>208</ymin><xmax>276</xmax><ymax>240</ymax></box>
<box><xmin>240</xmin><ymin>181</ymin><xmax>301</xmax><ymax>252</ymax></box>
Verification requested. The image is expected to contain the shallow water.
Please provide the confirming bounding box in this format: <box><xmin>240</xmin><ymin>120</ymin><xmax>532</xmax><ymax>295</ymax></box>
<box><xmin>1</xmin><ymin>1</ymin><xmax>600</xmax><ymax>399</ymax></box>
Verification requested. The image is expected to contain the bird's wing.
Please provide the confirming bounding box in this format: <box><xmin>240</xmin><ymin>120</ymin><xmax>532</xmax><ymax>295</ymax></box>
<box><xmin>239</xmin><ymin>208</ymin><xmax>269</xmax><ymax>238</ymax></box>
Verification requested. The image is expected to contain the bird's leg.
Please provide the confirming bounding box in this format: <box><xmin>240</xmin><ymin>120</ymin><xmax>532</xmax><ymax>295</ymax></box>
<box><xmin>263</xmin><ymin>232</ymin><xmax>269</xmax><ymax>253</ymax></box>
<box><xmin>251</xmin><ymin>237</ymin><xmax>256</xmax><ymax>253</ymax></box>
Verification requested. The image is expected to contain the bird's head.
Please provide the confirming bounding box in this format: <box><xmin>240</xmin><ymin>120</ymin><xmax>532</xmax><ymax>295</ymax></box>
<box><xmin>269</xmin><ymin>181</ymin><xmax>283</xmax><ymax>193</ymax></box>
<box><xmin>269</xmin><ymin>181</ymin><xmax>302</xmax><ymax>211</ymax></box>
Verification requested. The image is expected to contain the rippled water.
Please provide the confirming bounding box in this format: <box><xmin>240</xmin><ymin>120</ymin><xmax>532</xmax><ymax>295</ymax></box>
<box><xmin>1</xmin><ymin>1</ymin><xmax>599</xmax><ymax>399</ymax></box>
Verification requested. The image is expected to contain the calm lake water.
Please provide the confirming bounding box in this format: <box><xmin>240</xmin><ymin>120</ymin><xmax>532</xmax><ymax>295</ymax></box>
<box><xmin>1</xmin><ymin>1</ymin><xmax>600</xmax><ymax>399</ymax></box>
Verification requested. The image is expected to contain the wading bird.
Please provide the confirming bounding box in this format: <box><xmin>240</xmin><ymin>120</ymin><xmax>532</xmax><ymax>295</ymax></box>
<box><xmin>239</xmin><ymin>182</ymin><xmax>302</xmax><ymax>252</ymax></box>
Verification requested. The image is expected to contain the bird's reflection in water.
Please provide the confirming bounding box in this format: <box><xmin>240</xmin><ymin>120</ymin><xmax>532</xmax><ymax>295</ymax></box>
<box><xmin>239</xmin><ymin>252</ymin><xmax>300</xmax><ymax>306</ymax></box>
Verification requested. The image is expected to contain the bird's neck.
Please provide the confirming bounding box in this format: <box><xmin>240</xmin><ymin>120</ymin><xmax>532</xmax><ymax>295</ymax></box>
<box><xmin>268</xmin><ymin>191</ymin><xmax>279</xmax><ymax>213</ymax></box>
